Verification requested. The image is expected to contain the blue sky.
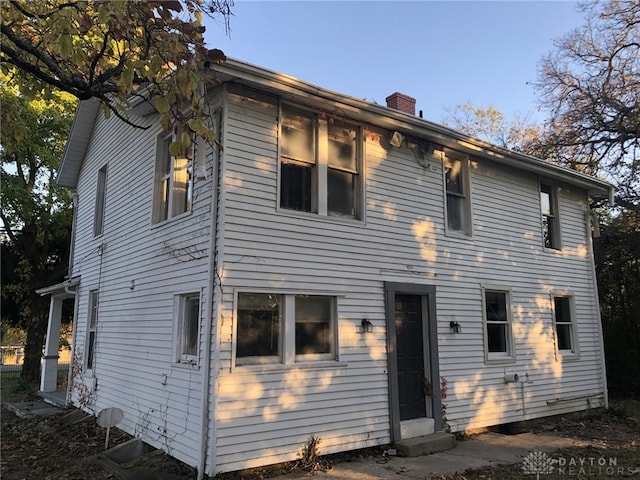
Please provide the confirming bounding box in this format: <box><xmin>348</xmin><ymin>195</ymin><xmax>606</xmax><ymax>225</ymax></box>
<box><xmin>204</xmin><ymin>1</ymin><xmax>586</xmax><ymax>125</ymax></box>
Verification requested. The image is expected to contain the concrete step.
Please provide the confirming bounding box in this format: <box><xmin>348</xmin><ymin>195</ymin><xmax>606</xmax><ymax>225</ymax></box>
<box><xmin>395</xmin><ymin>432</ymin><xmax>456</xmax><ymax>457</ymax></box>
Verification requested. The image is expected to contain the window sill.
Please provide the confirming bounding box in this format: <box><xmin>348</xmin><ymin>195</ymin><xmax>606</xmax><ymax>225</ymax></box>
<box><xmin>557</xmin><ymin>351</ymin><xmax>580</xmax><ymax>361</ymax></box>
<box><xmin>444</xmin><ymin>229</ymin><xmax>473</xmax><ymax>241</ymax></box>
<box><xmin>150</xmin><ymin>209</ymin><xmax>193</xmax><ymax>229</ymax></box>
<box><xmin>232</xmin><ymin>360</ymin><xmax>348</xmax><ymax>374</ymax></box>
<box><xmin>484</xmin><ymin>354</ymin><xmax>516</xmax><ymax>365</ymax></box>
<box><xmin>276</xmin><ymin>207</ymin><xmax>365</xmax><ymax>227</ymax></box>
<box><xmin>171</xmin><ymin>361</ymin><xmax>200</xmax><ymax>372</ymax></box>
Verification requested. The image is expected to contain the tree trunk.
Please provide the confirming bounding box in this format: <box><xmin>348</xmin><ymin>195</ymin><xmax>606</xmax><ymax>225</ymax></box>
<box><xmin>20</xmin><ymin>297</ymin><xmax>49</xmax><ymax>383</ymax></box>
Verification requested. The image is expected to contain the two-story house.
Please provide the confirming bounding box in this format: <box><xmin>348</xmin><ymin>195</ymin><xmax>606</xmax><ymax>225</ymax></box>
<box><xmin>38</xmin><ymin>58</ymin><xmax>613</xmax><ymax>477</ymax></box>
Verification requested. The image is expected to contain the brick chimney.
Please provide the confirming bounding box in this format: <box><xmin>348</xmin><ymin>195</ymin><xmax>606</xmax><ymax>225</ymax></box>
<box><xmin>385</xmin><ymin>92</ymin><xmax>416</xmax><ymax>116</ymax></box>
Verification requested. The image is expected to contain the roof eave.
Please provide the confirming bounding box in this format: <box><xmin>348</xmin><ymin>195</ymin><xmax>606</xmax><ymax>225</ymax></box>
<box><xmin>210</xmin><ymin>58</ymin><xmax>614</xmax><ymax>198</ymax></box>
<box><xmin>35</xmin><ymin>276</ymin><xmax>81</xmax><ymax>298</ymax></box>
<box><xmin>57</xmin><ymin>99</ymin><xmax>101</xmax><ymax>189</ymax></box>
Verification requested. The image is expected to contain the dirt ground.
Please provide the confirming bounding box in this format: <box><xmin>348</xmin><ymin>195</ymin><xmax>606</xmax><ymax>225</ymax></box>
<box><xmin>1</xmin><ymin>395</ymin><xmax>638</xmax><ymax>480</ymax></box>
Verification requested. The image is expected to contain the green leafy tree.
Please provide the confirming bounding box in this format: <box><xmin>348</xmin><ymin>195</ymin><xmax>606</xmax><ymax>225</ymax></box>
<box><xmin>0</xmin><ymin>83</ymin><xmax>76</xmax><ymax>382</ymax></box>
<box><xmin>1</xmin><ymin>0</ymin><xmax>234</xmax><ymax>382</ymax></box>
<box><xmin>1</xmin><ymin>0</ymin><xmax>232</xmax><ymax>155</ymax></box>
<box><xmin>442</xmin><ymin>102</ymin><xmax>542</xmax><ymax>154</ymax></box>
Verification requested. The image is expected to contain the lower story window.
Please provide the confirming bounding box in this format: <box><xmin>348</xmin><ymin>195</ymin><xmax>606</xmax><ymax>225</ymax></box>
<box><xmin>176</xmin><ymin>294</ymin><xmax>200</xmax><ymax>364</ymax></box>
<box><xmin>553</xmin><ymin>295</ymin><xmax>577</xmax><ymax>354</ymax></box>
<box><xmin>237</xmin><ymin>293</ymin><xmax>281</xmax><ymax>360</ymax></box>
<box><xmin>236</xmin><ymin>292</ymin><xmax>337</xmax><ymax>365</ymax></box>
<box><xmin>85</xmin><ymin>290</ymin><xmax>99</xmax><ymax>371</ymax></box>
<box><xmin>295</xmin><ymin>295</ymin><xmax>333</xmax><ymax>357</ymax></box>
<box><xmin>483</xmin><ymin>288</ymin><xmax>515</xmax><ymax>362</ymax></box>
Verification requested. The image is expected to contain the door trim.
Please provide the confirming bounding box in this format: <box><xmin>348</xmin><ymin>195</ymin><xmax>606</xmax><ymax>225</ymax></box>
<box><xmin>384</xmin><ymin>282</ymin><xmax>442</xmax><ymax>441</ymax></box>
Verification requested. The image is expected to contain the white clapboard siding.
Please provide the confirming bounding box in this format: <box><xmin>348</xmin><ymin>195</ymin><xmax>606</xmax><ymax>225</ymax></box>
<box><xmin>69</xmin><ymin>91</ymin><xmax>222</xmax><ymax>468</ymax></box>
<box><xmin>67</xmin><ymin>79</ymin><xmax>605</xmax><ymax>476</ymax></box>
<box><xmin>212</xmin><ymin>88</ymin><xmax>605</xmax><ymax>473</ymax></box>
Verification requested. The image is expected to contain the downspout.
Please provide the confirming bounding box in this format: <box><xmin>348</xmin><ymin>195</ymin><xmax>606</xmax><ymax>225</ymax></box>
<box><xmin>68</xmin><ymin>193</ymin><xmax>79</xmax><ymax>279</ymax></box>
<box><xmin>65</xmin><ymin>285</ymin><xmax>80</xmax><ymax>404</ymax></box>
<box><xmin>66</xmin><ymin>193</ymin><xmax>80</xmax><ymax>404</ymax></box>
<box><xmin>208</xmin><ymin>86</ymin><xmax>228</xmax><ymax>478</ymax></box>
<box><xmin>586</xmin><ymin>198</ymin><xmax>609</xmax><ymax>409</ymax></box>
<box><xmin>198</xmin><ymin>96</ymin><xmax>225</xmax><ymax>479</ymax></box>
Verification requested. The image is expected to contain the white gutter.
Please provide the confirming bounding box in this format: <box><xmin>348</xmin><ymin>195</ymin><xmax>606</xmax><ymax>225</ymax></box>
<box><xmin>34</xmin><ymin>277</ymin><xmax>81</xmax><ymax>296</ymax></box>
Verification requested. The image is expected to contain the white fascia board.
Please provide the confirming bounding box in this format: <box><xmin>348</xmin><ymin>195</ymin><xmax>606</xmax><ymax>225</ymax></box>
<box><xmin>56</xmin><ymin>99</ymin><xmax>101</xmax><ymax>188</ymax></box>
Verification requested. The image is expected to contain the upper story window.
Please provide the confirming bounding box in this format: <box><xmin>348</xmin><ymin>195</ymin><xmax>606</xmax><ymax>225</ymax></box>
<box><xmin>152</xmin><ymin>134</ymin><xmax>193</xmax><ymax>224</ymax></box>
<box><xmin>93</xmin><ymin>165</ymin><xmax>108</xmax><ymax>237</ymax></box>
<box><xmin>540</xmin><ymin>183</ymin><xmax>561</xmax><ymax>249</ymax></box>
<box><xmin>444</xmin><ymin>155</ymin><xmax>472</xmax><ymax>236</ymax></box>
<box><xmin>483</xmin><ymin>288</ymin><xmax>515</xmax><ymax>363</ymax></box>
<box><xmin>279</xmin><ymin>108</ymin><xmax>361</xmax><ymax>219</ymax></box>
<box><xmin>235</xmin><ymin>292</ymin><xmax>337</xmax><ymax>366</ymax></box>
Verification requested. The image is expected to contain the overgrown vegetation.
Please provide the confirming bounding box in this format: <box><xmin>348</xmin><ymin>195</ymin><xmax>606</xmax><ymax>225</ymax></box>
<box><xmin>595</xmin><ymin>210</ymin><xmax>640</xmax><ymax>396</ymax></box>
<box><xmin>293</xmin><ymin>435</ymin><xmax>328</xmax><ymax>474</ymax></box>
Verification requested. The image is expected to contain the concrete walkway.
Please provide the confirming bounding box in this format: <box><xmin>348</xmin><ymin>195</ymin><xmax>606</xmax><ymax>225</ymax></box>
<box><xmin>279</xmin><ymin>432</ymin><xmax>585</xmax><ymax>480</ymax></box>
<box><xmin>3</xmin><ymin>400</ymin><xmax>62</xmax><ymax>418</ymax></box>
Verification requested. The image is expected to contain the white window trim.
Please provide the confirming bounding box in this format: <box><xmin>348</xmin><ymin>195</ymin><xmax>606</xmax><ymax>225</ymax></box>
<box><xmin>277</xmin><ymin>103</ymin><xmax>364</xmax><ymax>222</ymax></box>
<box><xmin>482</xmin><ymin>286</ymin><xmax>516</xmax><ymax>364</ymax></box>
<box><xmin>443</xmin><ymin>152</ymin><xmax>473</xmax><ymax>238</ymax></box>
<box><xmin>85</xmin><ymin>290</ymin><xmax>99</xmax><ymax>372</ymax></box>
<box><xmin>540</xmin><ymin>181</ymin><xmax>562</xmax><ymax>250</ymax></box>
<box><xmin>93</xmin><ymin>164</ymin><xmax>107</xmax><ymax>237</ymax></box>
<box><xmin>173</xmin><ymin>292</ymin><xmax>201</xmax><ymax>366</ymax></box>
<box><xmin>551</xmin><ymin>292</ymin><xmax>580</xmax><ymax>359</ymax></box>
<box><xmin>152</xmin><ymin>133</ymin><xmax>194</xmax><ymax>225</ymax></box>
<box><xmin>232</xmin><ymin>289</ymin><xmax>342</xmax><ymax>369</ymax></box>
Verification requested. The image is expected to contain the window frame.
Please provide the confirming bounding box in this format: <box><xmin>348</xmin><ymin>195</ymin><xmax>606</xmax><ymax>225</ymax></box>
<box><xmin>235</xmin><ymin>293</ymin><xmax>283</xmax><ymax>366</ymax></box>
<box><xmin>85</xmin><ymin>290</ymin><xmax>99</xmax><ymax>371</ymax></box>
<box><xmin>293</xmin><ymin>294</ymin><xmax>336</xmax><ymax>362</ymax></box>
<box><xmin>482</xmin><ymin>287</ymin><xmax>516</xmax><ymax>364</ymax></box>
<box><xmin>551</xmin><ymin>293</ymin><xmax>579</xmax><ymax>358</ymax></box>
<box><xmin>443</xmin><ymin>153</ymin><xmax>472</xmax><ymax>237</ymax></box>
<box><xmin>174</xmin><ymin>293</ymin><xmax>201</xmax><ymax>366</ymax></box>
<box><xmin>93</xmin><ymin>165</ymin><xmax>108</xmax><ymax>237</ymax></box>
<box><xmin>152</xmin><ymin>133</ymin><xmax>194</xmax><ymax>224</ymax></box>
<box><xmin>278</xmin><ymin>104</ymin><xmax>363</xmax><ymax>221</ymax></box>
<box><xmin>540</xmin><ymin>181</ymin><xmax>562</xmax><ymax>250</ymax></box>
<box><xmin>234</xmin><ymin>291</ymin><xmax>339</xmax><ymax>368</ymax></box>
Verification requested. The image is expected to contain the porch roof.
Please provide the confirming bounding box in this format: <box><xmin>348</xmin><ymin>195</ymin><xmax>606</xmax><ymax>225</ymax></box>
<box><xmin>35</xmin><ymin>277</ymin><xmax>80</xmax><ymax>299</ymax></box>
